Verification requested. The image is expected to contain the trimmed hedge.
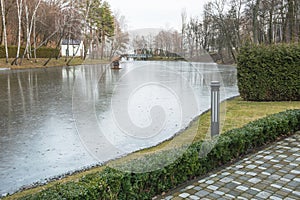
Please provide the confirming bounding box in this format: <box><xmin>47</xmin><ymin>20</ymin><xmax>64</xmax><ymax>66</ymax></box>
<box><xmin>0</xmin><ymin>46</ymin><xmax>59</xmax><ymax>58</ymax></box>
<box><xmin>18</xmin><ymin>109</ymin><xmax>300</xmax><ymax>200</ymax></box>
<box><xmin>237</xmin><ymin>43</ymin><xmax>300</xmax><ymax>101</ymax></box>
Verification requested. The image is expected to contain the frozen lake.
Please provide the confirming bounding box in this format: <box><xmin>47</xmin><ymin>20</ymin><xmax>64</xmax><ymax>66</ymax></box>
<box><xmin>0</xmin><ymin>61</ymin><xmax>239</xmax><ymax>195</ymax></box>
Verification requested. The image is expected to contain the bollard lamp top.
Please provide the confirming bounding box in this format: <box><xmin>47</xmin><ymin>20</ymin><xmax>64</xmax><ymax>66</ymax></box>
<box><xmin>210</xmin><ymin>81</ymin><xmax>220</xmax><ymax>87</ymax></box>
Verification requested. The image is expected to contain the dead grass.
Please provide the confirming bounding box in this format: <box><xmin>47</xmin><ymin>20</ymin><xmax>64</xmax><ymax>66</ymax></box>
<box><xmin>0</xmin><ymin>58</ymin><xmax>109</xmax><ymax>69</ymax></box>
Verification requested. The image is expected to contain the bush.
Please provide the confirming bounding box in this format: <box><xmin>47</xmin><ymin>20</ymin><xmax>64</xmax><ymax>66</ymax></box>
<box><xmin>18</xmin><ymin>109</ymin><xmax>300</xmax><ymax>200</ymax></box>
<box><xmin>0</xmin><ymin>46</ymin><xmax>59</xmax><ymax>58</ymax></box>
<box><xmin>237</xmin><ymin>43</ymin><xmax>300</xmax><ymax>101</ymax></box>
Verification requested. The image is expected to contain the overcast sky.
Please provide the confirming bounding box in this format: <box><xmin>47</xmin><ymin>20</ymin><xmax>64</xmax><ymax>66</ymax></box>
<box><xmin>107</xmin><ymin>0</ymin><xmax>211</xmax><ymax>31</ymax></box>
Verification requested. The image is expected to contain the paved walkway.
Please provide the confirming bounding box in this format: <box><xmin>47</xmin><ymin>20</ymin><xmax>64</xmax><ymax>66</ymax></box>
<box><xmin>159</xmin><ymin>132</ymin><xmax>300</xmax><ymax>200</ymax></box>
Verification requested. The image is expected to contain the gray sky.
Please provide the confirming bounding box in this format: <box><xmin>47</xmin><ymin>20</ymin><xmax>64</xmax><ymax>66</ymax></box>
<box><xmin>107</xmin><ymin>0</ymin><xmax>211</xmax><ymax>31</ymax></box>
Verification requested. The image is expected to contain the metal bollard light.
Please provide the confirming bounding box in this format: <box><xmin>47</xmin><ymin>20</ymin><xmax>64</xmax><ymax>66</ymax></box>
<box><xmin>211</xmin><ymin>81</ymin><xmax>220</xmax><ymax>138</ymax></box>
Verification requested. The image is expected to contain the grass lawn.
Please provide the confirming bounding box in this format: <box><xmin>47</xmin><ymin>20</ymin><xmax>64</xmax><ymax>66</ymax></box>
<box><xmin>4</xmin><ymin>96</ymin><xmax>300</xmax><ymax>199</ymax></box>
<box><xmin>0</xmin><ymin>58</ymin><xmax>110</xmax><ymax>69</ymax></box>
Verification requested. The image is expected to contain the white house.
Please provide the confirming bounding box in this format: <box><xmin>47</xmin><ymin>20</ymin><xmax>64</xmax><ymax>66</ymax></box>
<box><xmin>61</xmin><ymin>39</ymin><xmax>84</xmax><ymax>57</ymax></box>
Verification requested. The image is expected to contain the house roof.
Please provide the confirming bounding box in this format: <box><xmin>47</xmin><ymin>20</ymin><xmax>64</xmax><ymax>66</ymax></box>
<box><xmin>61</xmin><ymin>39</ymin><xmax>81</xmax><ymax>45</ymax></box>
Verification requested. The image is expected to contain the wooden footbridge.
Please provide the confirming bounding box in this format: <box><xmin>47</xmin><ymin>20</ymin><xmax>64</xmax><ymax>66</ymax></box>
<box><xmin>120</xmin><ymin>54</ymin><xmax>152</xmax><ymax>60</ymax></box>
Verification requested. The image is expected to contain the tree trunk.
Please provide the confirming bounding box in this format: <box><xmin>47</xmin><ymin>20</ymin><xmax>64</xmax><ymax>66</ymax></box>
<box><xmin>268</xmin><ymin>1</ymin><xmax>274</xmax><ymax>44</ymax></box>
<box><xmin>253</xmin><ymin>0</ymin><xmax>260</xmax><ymax>44</ymax></box>
<box><xmin>12</xmin><ymin>0</ymin><xmax>23</xmax><ymax>66</ymax></box>
<box><xmin>33</xmin><ymin>15</ymin><xmax>37</xmax><ymax>63</ymax></box>
<box><xmin>285</xmin><ymin>0</ymin><xmax>295</xmax><ymax>42</ymax></box>
<box><xmin>100</xmin><ymin>29</ymin><xmax>105</xmax><ymax>59</ymax></box>
<box><xmin>0</xmin><ymin>0</ymin><xmax>8</xmax><ymax>63</ymax></box>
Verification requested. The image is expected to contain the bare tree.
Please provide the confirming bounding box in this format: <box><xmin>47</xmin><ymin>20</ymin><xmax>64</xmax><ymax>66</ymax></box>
<box><xmin>21</xmin><ymin>0</ymin><xmax>42</xmax><ymax>63</ymax></box>
<box><xmin>107</xmin><ymin>12</ymin><xmax>129</xmax><ymax>59</ymax></box>
<box><xmin>181</xmin><ymin>8</ymin><xmax>187</xmax><ymax>57</ymax></box>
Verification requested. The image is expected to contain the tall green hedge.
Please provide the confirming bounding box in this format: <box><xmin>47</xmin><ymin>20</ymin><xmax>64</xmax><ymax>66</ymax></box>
<box><xmin>16</xmin><ymin>109</ymin><xmax>300</xmax><ymax>200</ymax></box>
<box><xmin>237</xmin><ymin>43</ymin><xmax>300</xmax><ymax>101</ymax></box>
<box><xmin>0</xmin><ymin>46</ymin><xmax>59</xmax><ymax>58</ymax></box>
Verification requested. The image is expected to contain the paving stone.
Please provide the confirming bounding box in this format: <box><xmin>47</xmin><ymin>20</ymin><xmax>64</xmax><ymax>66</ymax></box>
<box><xmin>246</xmin><ymin>172</ymin><xmax>257</xmax><ymax>176</ymax></box>
<box><xmin>195</xmin><ymin>190</ymin><xmax>209</xmax><ymax>197</ymax></box>
<box><xmin>271</xmin><ymin>184</ymin><xmax>282</xmax><ymax>189</ymax></box>
<box><xmin>179</xmin><ymin>188</ymin><xmax>187</xmax><ymax>192</ymax></box>
<box><xmin>256</xmin><ymin>191</ymin><xmax>271</xmax><ymax>199</ymax></box>
<box><xmin>193</xmin><ymin>186</ymin><xmax>201</xmax><ymax>191</ymax></box>
<box><xmin>269</xmin><ymin>174</ymin><xmax>281</xmax><ymax>180</ymax></box>
<box><xmin>291</xmin><ymin>190</ymin><xmax>300</xmax><ymax>196</ymax></box>
<box><xmin>246</xmin><ymin>164</ymin><xmax>257</xmax><ymax>169</ymax></box>
<box><xmin>239</xmin><ymin>176</ymin><xmax>252</xmax><ymax>181</ymax></box>
<box><xmin>222</xmin><ymin>172</ymin><xmax>230</xmax><ymax>176</ymax></box>
<box><xmin>258</xmin><ymin>166</ymin><xmax>267</xmax><ymax>170</ymax></box>
<box><xmin>282</xmin><ymin>187</ymin><xmax>293</xmax><ymax>193</ymax></box>
<box><xmin>232</xmin><ymin>181</ymin><xmax>242</xmax><ymax>185</ymax></box>
<box><xmin>164</xmin><ymin>196</ymin><xmax>174</xmax><ymax>200</ymax></box>
<box><xmin>248</xmin><ymin>178</ymin><xmax>261</xmax><ymax>184</ymax></box>
<box><xmin>287</xmin><ymin>180</ymin><xmax>300</xmax><ymax>188</ymax></box>
<box><xmin>264</xmin><ymin>155</ymin><xmax>274</xmax><ymax>160</ymax></box>
<box><xmin>235</xmin><ymin>170</ymin><xmax>246</xmax><ymax>175</ymax></box>
<box><xmin>294</xmin><ymin>178</ymin><xmax>300</xmax><ymax>182</ymax></box>
<box><xmin>207</xmin><ymin>185</ymin><xmax>218</xmax><ymax>191</ymax></box>
<box><xmin>280</xmin><ymin>177</ymin><xmax>290</xmax><ymax>182</ymax></box>
<box><xmin>262</xmin><ymin>171</ymin><xmax>271</xmax><ymax>176</ymax></box>
<box><xmin>189</xmin><ymin>195</ymin><xmax>200</xmax><ymax>200</ymax></box>
<box><xmin>290</xmin><ymin>170</ymin><xmax>300</xmax><ymax>175</ymax></box>
<box><xmin>207</xmin><ymin>192</ymin><xmax>221</xmax><ymax>199</ymax></box>
<box><xmin>271</xmin><ymin>159</ymin><xmax>280</xmax><ymax>163</ymax></box>
<box><xmin>179</xmin><ymin>193</ymin><xmax>190</xmax><ymax>198</ymax></box>
<box><xmin>225</xmin><ymin>182</ymin><xmax>238</xmax><ymax>190</ymax></box>
<box><xmin>276</xmin><ymin>189</ymin><xmax>290</xmax><ymax>197</ymax></box>
<box><xmin>214</xmin><ymin>190</ymin><xmax>225</xmax><ymax>196</ymax></box>
<box><xmin>198</xmin><ymin>179</ymin><xmax>206</xmax><ymax>183</ymax></box>
<box><xmin>209</xmin><ymin>174</ymin><xmax>217</xmax><ymax>178</ymax></box>
<box><xmin>228</xmin><ymin>189</ymin><xmax>240</xmax><ymax>197</ymax></box>
<box><xmin>224</xmin><ymin>193</ymin><xmax>235</xmax><ymax>199</ymax></box>
<box><xmin>185</xmin><ymin>185</ymin><xmax>195</xmax><ymax>190</ymax></box>
<box><xmin>247</xmin><ymin>188</ymin><xmax>260</xmax><ymax>195</ymax></box>
<box><xmin>283</xmin><ymin>174</ymin><xmax>295</xmax><ymax>180</ymax></box>
<box><xmin>236</xmin><ymin>186</ymin><xmax>249</xmax><ymax>192</ymax></box>
<box><xmin>205</xmin><ymin>180</ymin><xmax>214</xmax><ymax>184</ymax></box>
<box><xmin>219</xmin><ymin>187</ymin><xmax>231</xmax><ymax>193</ymax></box>
<box><xmin>261</xmin><ymin>163</ymin><xmax>272</xmax><ymax>168</ymax></box>
<box><xmin>240</xmin><ymin>192</ymin><xmax>253</xmax><ymax>199</ymax></box>
<box><xmin>269</xmin><ymin>195</ymin><xmax>283</xmax><ymax>200</ymax></box>
<box><xmin>220</xmin><ymin>177</ymin><xmax>234</xmax><ymax>183</ymax></box>
<box><xmin>284</xmin><ymin>198</ymin><xmax>296</xmax><ymax>200</ymax></box>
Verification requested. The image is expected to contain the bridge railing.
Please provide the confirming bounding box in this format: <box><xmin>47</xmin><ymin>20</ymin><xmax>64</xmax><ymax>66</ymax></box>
<box><xmin>121</xmin><ymin>54</ymin><xmax>153</xmax><ymax>58</ymax></box>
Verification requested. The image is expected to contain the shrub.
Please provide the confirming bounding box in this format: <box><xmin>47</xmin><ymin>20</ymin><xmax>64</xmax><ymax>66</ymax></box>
<box><xmin>237</xmin><ymin>43</ymin><xmax>300</xmax><ymax>101</ymax></box>
<box><xmin>18</xmin><ymin>109</ymin><xmax>300</xmax><ymax>200</ymax></box>
<box><xmin>0</xmin><ymin>46</ymin><xmax>59</xmax><ymax>58</ymax></box>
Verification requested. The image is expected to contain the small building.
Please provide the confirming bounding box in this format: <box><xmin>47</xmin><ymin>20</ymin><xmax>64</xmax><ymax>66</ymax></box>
<box><xmin>61</xmin><ymin>39</ymin><xmax>84</xmax><ymax>57</ymax></box>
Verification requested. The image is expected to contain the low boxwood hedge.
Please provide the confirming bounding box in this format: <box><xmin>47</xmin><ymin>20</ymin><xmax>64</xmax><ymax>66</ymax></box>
<box><xmin>18</xmin><ymin>109</ymin><xmax>300</xmax><ymax>200</ymax></box>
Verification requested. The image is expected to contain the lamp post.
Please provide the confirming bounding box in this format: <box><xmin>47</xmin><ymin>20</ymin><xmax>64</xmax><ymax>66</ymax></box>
<box><xmin>211</xmin><ymin>81</ymin><xmax>220</xmax><ymax>138</ymax></box>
